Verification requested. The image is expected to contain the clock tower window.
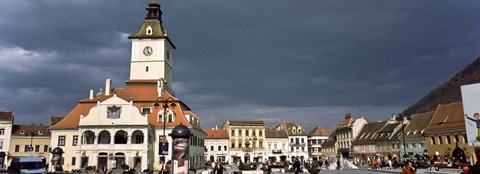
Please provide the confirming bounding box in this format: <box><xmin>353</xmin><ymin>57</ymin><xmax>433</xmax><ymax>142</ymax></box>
<box><xmin>146</xmin><ymin>26</ymin><xmax>153</xmax><ymax>35</ymax></box>
<box><xmin>146</xmin><ymin>66</ymin><xmax>149</xmax><ymax>72</ymax></box>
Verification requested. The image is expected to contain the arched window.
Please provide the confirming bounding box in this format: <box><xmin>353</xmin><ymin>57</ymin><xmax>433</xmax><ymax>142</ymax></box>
<box><xmin>114</xmin><ymin>130</ymin><xmax>128</xmax><ymax>144</ymax></box>
<box><xmin>82</xmin><ymin>130</ymin><xmax>95</xmax><ymax>144</ymax></box>
<box><xmin>131</xmin><ymin>130</ymin><xmax>144</xmax><ymax>144</ymax></box>
<box><xmin>98</xmin><ymin>130</ymin><xmax>111</xmax><ymax>144</ymax></box>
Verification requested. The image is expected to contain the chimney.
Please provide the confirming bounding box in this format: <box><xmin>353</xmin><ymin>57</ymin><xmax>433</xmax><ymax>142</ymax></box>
<box><xmin>105</xmin><ymin>79</ymin><xmax>112</xmax><ymax>96</ymax></box>
<box><xmin>89</xmin><ymin>90</ymin><xmax>94</xmax><ymax>99</ymax></box>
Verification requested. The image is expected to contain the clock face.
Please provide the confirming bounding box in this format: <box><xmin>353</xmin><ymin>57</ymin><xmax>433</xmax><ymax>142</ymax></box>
<box><xmin>143</xmin><ymin>46</ymin><xmax>153</xmax><ymax>56</ymax></box>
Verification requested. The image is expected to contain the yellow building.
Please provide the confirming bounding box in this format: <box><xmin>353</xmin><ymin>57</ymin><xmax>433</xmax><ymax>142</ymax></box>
<box><xmin>425</xmin><ymin>102</ymin><xmax>475</xmax><ymax>164</ymax></box>
<box><xmin>9</xmin><ymin>125</ymin><xmax>51</xmax><ymax>165</ymax></box>
<box><xmin>221</xmin><ymin>120</ymin><xmax>265</xmax><ymax>163</ymax></box>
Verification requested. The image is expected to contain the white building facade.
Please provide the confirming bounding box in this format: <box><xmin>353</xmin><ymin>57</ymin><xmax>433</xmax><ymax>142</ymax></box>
<box><xmin>48</xmin><ymin>1</ymin><xmax>206</xmax><ymax>172</ymax></box>
<box><xmin>204</xmin><ymin>130</ymin><xmax>230</xmax><ymax>163</ymax></box>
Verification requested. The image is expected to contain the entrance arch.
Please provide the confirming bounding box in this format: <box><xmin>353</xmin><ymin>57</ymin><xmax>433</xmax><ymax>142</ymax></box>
<box><xmin>244</xmin><ymin>153</ymin><xmax>250</xmax><ymax>163</ymax></box>
<box><xmin>452</xmin><ymin>146</ymin><xmax>466</xmax><ymax>163</ymax></box>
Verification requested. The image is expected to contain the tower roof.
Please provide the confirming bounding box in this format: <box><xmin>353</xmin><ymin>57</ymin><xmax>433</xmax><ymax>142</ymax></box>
<box><xmin>128</xmin><ymin>0</ymin><xmax>176</xmax><ymax>48</ymax></box>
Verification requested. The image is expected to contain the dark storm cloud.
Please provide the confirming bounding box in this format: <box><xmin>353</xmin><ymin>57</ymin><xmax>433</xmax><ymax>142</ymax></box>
<box><xmin>1</xmin><ymin>0</ymin><xmax>480</xmax><ymax>130</ymax></box>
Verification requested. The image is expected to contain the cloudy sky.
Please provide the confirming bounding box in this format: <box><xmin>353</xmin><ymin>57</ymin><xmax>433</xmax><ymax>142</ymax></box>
<box><xmin>0</xmin><ymin>0</ymin><xmax>479</xmax><ymax>131</ymax></box>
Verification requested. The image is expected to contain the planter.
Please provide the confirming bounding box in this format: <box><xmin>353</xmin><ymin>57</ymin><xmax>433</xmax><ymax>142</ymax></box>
<box><xmin>307</xmin><ymin>168</ymin><xmax>320</xmax><ymax>174</ymax></box>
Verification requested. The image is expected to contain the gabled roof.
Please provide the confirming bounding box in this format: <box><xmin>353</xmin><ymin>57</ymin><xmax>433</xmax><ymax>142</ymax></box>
<box><xmin>277</xmin><ymin>121</ymin><xmax>308</xmax><ymax>136</ymax></box>
<box><xmin>425</xmin><ymin>102</ymin><xmax>465</xmax><ymax>134</ymax></box>
<box><xmin>12</xmin><ymin>125</ymin><xmax>51</xmax><ymax>136</ymax></box>
<box><xmin>353</xmin><ymin>121</ymin><xmax>387</xmax><ymax>145</ymax></box>
<box><xmin>265</xmin><ymin>129</ymin><xmax>288</xmax><ymax>138</ymax></box>
<box><xmin>204</xmin><ymin>130</ymin><xmax>229</xmax><ymax>139</ymax></box>
<box><xmin>0</xmin><ymin>111</ymin><xmax>13</xmax><ymax>121</ymax></box>
<box><xmin>49</xmin><ymin>81</ymin><xmax>197</xmax><ymax>131</ymax></box>
<box><xmin>404</xmin><ymin>111</ymin><xmax>434</xmax><ymax>139</ymax></box>
<box><xmin>308</xmin><ymin>126</ymin><xmax>331</xmax><ymax>137</ymax></box>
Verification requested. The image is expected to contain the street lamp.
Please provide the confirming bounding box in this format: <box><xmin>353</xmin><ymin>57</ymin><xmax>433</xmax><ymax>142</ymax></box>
<box><xmin>242</xmin><ymin>141</ymin><xmax>252</xmax><ymax>163</ymax></box>
<box><xmin>396</xmin><ymin>113</ymin><xmax>410</xmax><ymax>161</ymax></box>
<box><xmin>153</xmin><ymin>96</ymin><xmax>177</xmax><ymax>173</ymax></box>
<box><xmin>25</xmin><ymin>130</ymin><xmax>36</xmax><ymax>157</ymax></box>
<box><xmin>251</xmin><ymin>136</ymin><xmax>257</xmax><ymax>163</ymax></box>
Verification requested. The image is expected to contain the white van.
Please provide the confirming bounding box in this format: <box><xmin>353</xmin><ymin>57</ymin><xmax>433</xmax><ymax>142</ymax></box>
<box><xmin>8</xmin><ymin>157</ymin><xmax>46</xmax><ymax>174</ymax></box>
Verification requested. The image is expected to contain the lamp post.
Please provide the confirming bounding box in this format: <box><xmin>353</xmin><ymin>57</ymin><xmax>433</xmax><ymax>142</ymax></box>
<box><xmin>397</xmin><ymin>113</ymin><xmax>409</xmax><ymax>161</ymax></box>
<box><xmin>153</xmin><ymin>97</ymin><xmax>177</xmax><ymax>174</ymax></box>
<box><xmin>243</xmin><ymin>141</ymin><xmax>251</xmax><ymax>163</ymax></box>
<box><xmin>26</xmin><ymin>131</ymin><xmax>36</xmax><ymax>157</ymax></box>
<box><xmin>252</xmin><ymin>136</ymin><xmax>257</xmax><ymax>163</ymax></box>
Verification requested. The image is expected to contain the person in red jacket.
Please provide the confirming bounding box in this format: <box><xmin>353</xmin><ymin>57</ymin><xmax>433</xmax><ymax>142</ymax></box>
<box><xmin>402</xmin><ymin>161</ymin><xmax>416</xmax><ymax>174</ymax></box>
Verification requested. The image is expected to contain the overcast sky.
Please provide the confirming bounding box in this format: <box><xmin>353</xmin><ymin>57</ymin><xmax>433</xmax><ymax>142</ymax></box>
<box><xmin>1</xmin><ymin>0</ymin><xmax>479</xmax><ymax>131</ymax></box>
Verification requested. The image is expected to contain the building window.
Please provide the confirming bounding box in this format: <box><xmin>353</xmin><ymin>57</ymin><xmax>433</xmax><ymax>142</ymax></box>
<box><xmin>231</xmin><ymin>142</ymin><xmax>235</xmax><ymax>148</ymax></box>
<box><xmin>239</xmin><ymin>130</ymin><xmax>242</xmax><ymax>136</ymax></box>
<box><xmin>464</xmin><ymin>134</ymin><xmax>468</xmax><ymax>143</ymax></box>
<box><xmin>168</xmin><ymin>114</ymin><xmax>174</xmax><ymax>122</ymax></box>
<box><xmin>0</xmin><ymin>129</ymin><xmax>4</xmax><ymax>135</ymax></box>
<box><xmin>141</xmin><ymin>107</ymin><xmax>151</xmax><ymax>114</ymax></box>
<box><xmin>35</xmin><ymin>145</ymin><xmax>40</xmax><ymax>152</ymax></box>
<box><xmin>455</xmin><ymin>135</ymin><xmax>459</xmax><ymax>143</ymax></box>
<box><xmin>438</xmin><ymin>136</ymin><xmax>443</xmax><ymax>144</ymax></box>
<box><xmin>73</xmin><ymin>135</ymin><xmax>78</xmax><ymax>146</ymax></box>
<box><xmin>260</xmin><ymin>141</ymin><xmax>263</xmax><ymax>148</ymax></box>
<box><xmin>136</xmin><ymin>136</ymin><xmax>144</xmax><ymax>144</ymax></box>
<box><xmin>158</xmin><ymin>114</ymin><xmax>164</xmax><ymax>123</ymax></box>
<box><xmin>20</xmin><ymin>130</ymin><xmax>25</xmax><ymax>135</ymax></box>
<box><xmin>44</xmin><ymin>145</ymin><xmax>48</xmax><ymax>152</ymax></box>
<box><xmin>145</xmin><ymin>66</ymin><xmax>149</xmax><ymax>72</ymax></box>
<box><xmin>246</xmin><ymin>130</ymin><xmax>249</xmax><ymax>136</ymax></box>
<box><xmin>253</xmin><ymin>130</ymin><xmax>256</xmax><ymax>136</ymax></box>
<box><xmin>231</xmin><ymin>130</ymin><xmax>235</xmax><ymax>136</ymax></box>
<box><xmin>224</xmin><ymin>146</ymin><xmax>227</xmax><ymax>151</ymax></box>
<box><xmin>218</xmin><ymin>146</ymin><xmax>221</xmax><ymax>151</ymax></box>
<box><xmin>210</xmin><ymin>146</ymin><xmax>214</xmax><ymax>151</ymax></box>
<box><xmin>446</xmin><ymin>136</ymin><xmax>451</xmax><ymax>144</ymax></box>
<box><xmin>431</xmin><ymin>137</ymin><xmax>436</xmax><ymax>145</ymax></box>
<box><xmin>72</xmin><ymin>157</ymin><xmax>76</xmax><ymax>166</ymax></box>
<box><xmin>259</xmin><ymin>130</ymin><xmax>262</xmax><ymax>136</ymax></box>
<box><xmin>15</xmin><ymin>145</ymin><xmax>19</xmax><ymax>152</ymax></box>
<box><xmin>0</xmin><ymin>141</ymin><xmax>3</xmax><ymax>150</ymax></box>
<box><xmin>58</xmin><ymin>136</ymin><xmax>66</xmax><ymax>146</ymax></box>
<box><xmin>24</xmin><ymin>145</ymin><xmax>29</xmax><ymax>152</ymax></box>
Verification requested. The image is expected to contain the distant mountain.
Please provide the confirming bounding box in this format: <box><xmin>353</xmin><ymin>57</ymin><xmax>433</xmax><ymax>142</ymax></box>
<box><xmin>402</xmin><ymin>57</ymin><xmax>480</xmax><ymax>116</ymax></box>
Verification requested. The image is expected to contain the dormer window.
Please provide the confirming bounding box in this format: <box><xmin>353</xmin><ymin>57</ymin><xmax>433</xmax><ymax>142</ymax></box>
<box><xmin>292</xmin><ymin>128</ymin><xmax>296</xmax><ymax>134</ymax></box>
<box><xmin>38</xmin><ymin>130</ymin><xmax>44</xmax><ymax>135</ymax></box>
<box><xmin>146</xmin><ymin>26</ymin><xmax>153</xmax><ymax>35</ymax></box>
<box><xmin>167</xmin><ymin>110</ymin><xmax>175</xmax><ymax>123</ymax></box>
<box><xmin>157</xmin><ymin>111</ymin><xmax>164</xmax><ymax>123</ymax></box>
<box><xmin>20</xmin><ymin>130</ymin><xmax>25</xmax><ymax>135</ymax></box>
<box><xmin>141</xmin><ymin>107</ymin><xmax>152</xmax><ymax>114</ymax></box>
<box><xmin>297</xmin><ymin>128</ymin><xmax>302</xmax><ymax>134</ymax></box>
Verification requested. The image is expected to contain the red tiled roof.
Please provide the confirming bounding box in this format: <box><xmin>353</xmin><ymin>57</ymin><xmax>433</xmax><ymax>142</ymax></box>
<box><xmin>0</xmin><ymin>112</ymin><xmax>13</xmax><ymax>121</ymax></box>
<box><xmin>308</xmin><ymin>126</ymin><xmax>331</xmax><ymax>137</ymax></box>
<box><xmin>204</xmin><ymin>130</ymin><xmax>229</xmax><ymax>139</ymax></box>
<box><xmin>425</xmin><ymin>102</ymin><xmax>465</xmax><ymax>134</ymax></box>
<box><xmin>12</xmin><ymin>125</ymin><xmax>51</xmax><ymax>136</ymax></box>
<box><xmin>49</xmin><ymin>81</ymin><xmax>195</xmax><ymax>130</ymax></box>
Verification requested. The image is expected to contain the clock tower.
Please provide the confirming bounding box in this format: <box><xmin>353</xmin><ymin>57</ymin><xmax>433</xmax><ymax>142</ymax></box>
<box><xmin>128</xmin><ymin>0</ymin><xmax>176</xmax><ymax>92</ymax></box>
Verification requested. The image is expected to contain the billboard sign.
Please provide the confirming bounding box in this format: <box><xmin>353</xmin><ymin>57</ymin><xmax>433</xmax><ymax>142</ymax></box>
<box><xmin>461</xmin><ymin>83</ymin><xmax>480</xmax><ymax>146</ymax></box>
